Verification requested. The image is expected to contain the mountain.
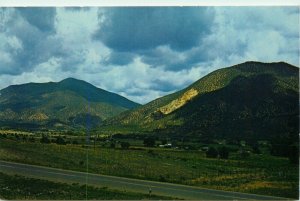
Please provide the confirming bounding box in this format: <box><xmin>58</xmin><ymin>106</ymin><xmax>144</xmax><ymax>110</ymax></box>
<box><xmin>0</xmin><ymin>78</ymin><xmax>140</xmax><ymax>130</ymax></box>
<box><xmin>101</xmin><ymin>61</ymin><xmax>299</xmax><ymax>142</ymax></box>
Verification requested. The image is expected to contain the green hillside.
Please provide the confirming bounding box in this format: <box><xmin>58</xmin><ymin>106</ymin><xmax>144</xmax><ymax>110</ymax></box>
<box><xmin>0</xmin><ymin>78</ymin><xmax>139</xmax><ymax>130</ymax></box>
<box><xmin>101</xmin><ymin>61</ymin><xmax>299</xmax><ymax>142</ymax></box>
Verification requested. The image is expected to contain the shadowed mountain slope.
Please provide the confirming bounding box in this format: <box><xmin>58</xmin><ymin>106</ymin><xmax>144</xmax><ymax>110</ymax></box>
<box><xmin>102</xmin><ymin>61</ymin><xmax>299</xmax><ymax>141</ymax></box>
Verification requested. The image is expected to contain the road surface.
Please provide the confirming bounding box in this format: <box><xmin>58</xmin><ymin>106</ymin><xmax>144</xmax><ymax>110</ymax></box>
<box><xmin>0</xmin><ymin>160</ymin><xmax>289</xmax><ymax>200</ymax></box>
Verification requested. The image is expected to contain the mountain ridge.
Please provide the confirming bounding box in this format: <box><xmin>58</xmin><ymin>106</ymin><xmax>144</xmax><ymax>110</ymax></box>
<box><xmin>100</xmin><ymin>61</ymin><xmax>299</xmax><ymax>142</ymax></box>
<box><xmin>0</xmin><ymin>77</ymin><xmax>140</xmax><ymax>130</ymax></box>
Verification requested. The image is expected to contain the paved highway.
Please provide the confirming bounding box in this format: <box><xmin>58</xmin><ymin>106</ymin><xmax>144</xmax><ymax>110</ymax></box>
<box><xmin>0</xmin><ymin>160</ymin><xmax>289</xmax><ymax>200</ymax></box>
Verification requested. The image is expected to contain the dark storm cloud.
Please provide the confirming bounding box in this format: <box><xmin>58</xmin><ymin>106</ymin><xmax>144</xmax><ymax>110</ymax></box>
<box><xmin>0</xmin><ymin>8</ymin><xmax>65</xmax><ymax>75</ymax></box>
<box><xmin>140</xmin><ymin>46</ymin><xmax>209</xmax><ymax>71</ymax></box>
<box><xmin>103</xmin><ymin>51</ymin><xmax>135</xmax><ymax>66</ymax></box>
<box><xmin>0</xmin><ymin>7</ymin><xmax>298</xmax><ymax>104</ymax></box>
<box><xmin>12</xmin><ymin>28</ymin><xmax>63</xmax><ymax>72</ymax></box>
<box><xmin>17</xmin><ymin>8</ymin><xmax>56</xmax><ymax>33</ymax></box>
<box><xmin>93</xmin><ymin>7</ymin><xmax>215</xmax><ymax>67</ymax></box>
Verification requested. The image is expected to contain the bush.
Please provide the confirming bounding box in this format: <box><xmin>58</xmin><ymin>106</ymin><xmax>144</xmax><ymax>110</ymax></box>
<box><xmin>206</xmin><ymin>147</ymin><xmax>218</xmax><ymax>158</ymax></box>
<box><xmin>40</xmin><ymin>135</ymin><xmax>50</xmax><ymax>144</ymax></box>
<box><xmin>288</xmin><ymin>144</ymin><xmax>299</xmax><ymax>164</ymax></box>
<box><xmin>120</xmin><ymin>142</ymin><xmax>130</xmax><ymax>149</ymax></box>
<box><xmin>15</xmin><ymin>135</ymin><xmax>20</xmax><ymax>141</ymax></box>
<box><xmin>252</xmin><ymin>143</ymin><xmax>261</xmax><ymax>154</ymax></box>
<box><xmin>22</xmin><ymin>136</ymin><xmax>27</xmax><ymax>142</ymax></box>
<box><xmin>218</xmin><ymin>146</ymin><xmax>229</xmax><ymax>159</ymax></box>
<box><xmin>110</xmin><ymin>142</ymin><xmax>115</xmax><ymax>148</ymax></box>
<box><xmin>143</xmin><ymin>137</ymin><xmax>155</xmax><ymax>147</ymax></box>
<box><xmin>56</xmin><ymin>136</ymin><xmax>66</xmax><ymax>145</ymax></box>
<box><xmin>159</xmin><ymin>175</ymin><xmax>166</xmax><ymax>182</ymax></box>
<box><xmin>161</xmin><ymin>139</ymin><xmax>167</xmax><ymax>145</ymax></box>
<box><xmin>29</xmin><ymin>137</ymin><xmax>35</xmax><ymax>143</ymax></box>
<box><xmin>240</xmin><ymin>149</ymin><xmax>250</xmax><ymax>159</ymax></box>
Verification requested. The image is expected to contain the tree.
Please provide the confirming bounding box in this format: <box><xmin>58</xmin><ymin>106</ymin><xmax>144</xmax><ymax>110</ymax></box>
<box><xmin>246</xmin><ymin>139</ymin><xmax>261</xmax><ymax>154</ymax></box>
<box><xmin>206</xmin><ymin>147</ymin><xmax>218</xmax><ymax>158</ymax></box>
<box><xmin>270</xmin><ymin>131</ymin><xmax>297</xmax><ymax>158</ymax></box>
<box><xmin>143</xmin><ymin>137</ymin><xmax>156</xmax><ymax>147</ymax></box>
<box><xmin>227</xmin><ymin>138</ymin><xmax>240</xmax><ymax>146</ymax></box>
<box><xmin>161</xmin><ymin>139</ymin><xmax>167</xmax><ymax>145</ymax></box>
<box><xmin>110</xmin><ymin>142</ymin><xmax>116</xmax><ymax>148</ymax></box>
<box><xmin>15</xmin><ymin>134</ymin><xmax>20</xmax><ymax>141</ymax></box>
<box><xmin>251</xmin><ymin>142</ymin><xmax>261</xmax><ymax>154</ymax></box>
<box><xmin>240</xmin><ymin>149</ymin><xmax>250</xmax><ymax>159</ymax></box>
<box><xmin>55</xmin><ymin>136</ymin><xmax>66</xmax><ymax>145</ymax></box>
<box><xmin>29</xmin><ymin>137</ymin><xmax>35</xmax><ymax>143</ymax></box>
<box><xmin>171</xmin><ymin>140</ymin><xmax>178</xmax><ymax>147</ymax></box>
<box><xmin>40</xmin><ymin>135</ymin><xmax>50</xmax><ymax>144</ymax></box>
<box><xmin>287</xmin><ymin>144</ymin><xmax>299</xmax><ymax>164</ymax></box>
<box><xmin>121</xmin><ymin>142</ymin><xmax>130</xmax><ymax>149</ymax></box>
<box><xmin>200</xmin><ymin>133</ymin><xmax>213</xmax><ymax>144</ymax></box>
<box><xmin>218</xmin><ymin>146</ymin><xmax>229</xmax><ymax>159</ymax></box>
<box><xmin>22</xmin><ymin>135</ymin><xmax>27</xmax><ymax>142</ymax></box>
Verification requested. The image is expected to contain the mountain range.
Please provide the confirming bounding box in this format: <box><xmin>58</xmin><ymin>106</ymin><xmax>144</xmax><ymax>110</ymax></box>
<box><xmin>0</xmin><ymin>61</ymin><xmax>298</xmax><ymax>142</ymax></box>
<box><xmin>0</xmin><ymin>78</ymin><xmax>139</xmax><ymax>130</ymax></box>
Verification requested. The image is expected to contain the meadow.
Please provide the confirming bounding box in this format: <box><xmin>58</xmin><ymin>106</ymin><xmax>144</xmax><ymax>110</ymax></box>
<box><xmin>0</xmin><ymin>134</ymin><xmax>298</xmax><ymax>199</ymax></box>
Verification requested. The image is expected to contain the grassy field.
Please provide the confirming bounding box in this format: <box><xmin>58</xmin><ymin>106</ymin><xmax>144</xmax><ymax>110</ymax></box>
<box><xmin>0</xmin><ymin>137</ymin><xmax>298</xmax><ymax>199</ymax></box>
<box><xmin>0</xmin><ymin>172</ymin><xmax>173</xmax><ymax>200</ymax></box>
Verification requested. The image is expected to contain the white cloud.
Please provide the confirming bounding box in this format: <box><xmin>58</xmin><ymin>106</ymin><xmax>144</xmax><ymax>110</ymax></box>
<box><xmin>0</xmin><ymin>7</ymin><xmax>298</xmax><ymax>104</ymax></box>
<box><xmin>199</xmin><ymin>7</ymin><xmax>299</xmax><ymax>69</ymax></box>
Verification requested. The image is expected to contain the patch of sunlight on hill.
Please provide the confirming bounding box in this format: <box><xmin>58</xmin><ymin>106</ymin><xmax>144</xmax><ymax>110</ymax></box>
<box><xmin>159</xmin><ymin>88</ymin><xmax>198</xmax><ymax>114</ymax></box>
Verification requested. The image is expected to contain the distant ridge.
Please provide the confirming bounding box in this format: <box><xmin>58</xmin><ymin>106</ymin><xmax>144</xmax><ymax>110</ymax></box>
<box><xmin>0</xmin><ymin>78</ymin><xmax>140</xmax><ymax>130</ymax></box>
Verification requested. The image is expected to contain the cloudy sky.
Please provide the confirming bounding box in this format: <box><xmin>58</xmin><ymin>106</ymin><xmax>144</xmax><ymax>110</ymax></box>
<box><xmin>0</xmin><ymin>7</ymin><xmax>299</xmax><ymax>104</ymax></box>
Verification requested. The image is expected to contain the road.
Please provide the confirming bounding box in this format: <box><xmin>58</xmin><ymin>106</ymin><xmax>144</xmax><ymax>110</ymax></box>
<box><xmin>0</xmin><ymin>160</ymin><xmax>289</xmax><ymax>200</ymax></box>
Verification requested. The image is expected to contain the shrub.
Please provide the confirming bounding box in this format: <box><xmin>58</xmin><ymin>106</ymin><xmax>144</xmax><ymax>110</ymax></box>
<box><xmin>120</xmin><ymin>142</ymin><xmax>130</xmax><ymax>149</ymax></box>
<box><xmin>29</xmin><ymin>137</ymin><xmax>35</xmax><ymax>143</ymax></box>
<box><xmin>15</xmin><ymin>135</ymin><xmax>20</xmax><ymax>141</ymax></box>
<box><xmin>161</xmin><ymin>139</ymin><xmax>167</xmax><ymax>145</ymax></box>
<box><xmin>206</xmin><ymin>147</ymin><xmax>218</xmax><ymax>158</ymax></box>
<box><xmin>159</xmin><ymin>175</ymin><xmax>166</xmax><ymax>182</ymax></box>
<box><xmin>110</xmin><ymin>142</ymin><xmax>115</xmax><ymax>148</ymax></box>
<box><xmin>288</xmin><ymin>144</ymin><xmax>299</xmax><ymax>164</ymax></box>
<box><xmin>56</xmin><ymin>136</ymin><xmax>66</xmax><ymax>145</ymax></box>
<box><xmin>252</xmin><ymin>143</ymin><xmax>261</xmax><ymax>154</ymax></box>
<box><xmin>143</xmin><ymin>137</ymin><xmax>155</xmax><ymax>147</ymax></box>
<box><xmin>240</xmin><ymin>149</ymin><xmax>250</xmax><ymax>159</ymax></box>
<box><xmin>40</xmin><ymin>135</ymin><xmax>50</xmax><ymax>144</ymax></box>
<box><xmin>218</xmin><ymin>146</ymin><xmax>229</xmax><ymax>159</ymax></box>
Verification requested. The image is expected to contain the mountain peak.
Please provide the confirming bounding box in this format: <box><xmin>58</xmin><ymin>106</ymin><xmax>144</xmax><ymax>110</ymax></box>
<box><xmin>103</xmin><ymin>61</ymin><xmax>299</xmax><ymax>136</ymax></box>
<box><xmin>237</xmin><ymin>61</ymin><xmax>291</xmax><ymax>65</ymax></box>
<box><xmin>61</xmin><ymin>77</ymin><xmax>78</xmax><ymax>81</ymax></box>
<box><xmin>231</xmin><ymin>61</ymin><xmax>298</xmax><ymax>77</ymax></box>
<box><xmin>0</xmin><ymin>77</ymin><xmax>140</xmax><ymax>130</ymax></box>
<box><xmin>59</xmin><ymin>77</ymin><xmax>85</xmax><ymax>84</ymax></box>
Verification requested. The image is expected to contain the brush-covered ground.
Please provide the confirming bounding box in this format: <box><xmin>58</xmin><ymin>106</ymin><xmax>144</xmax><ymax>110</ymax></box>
<box><xmin>0</xmin><ymin>132</ymin><xmax>298</xmax><ymax>199</ymax></box>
